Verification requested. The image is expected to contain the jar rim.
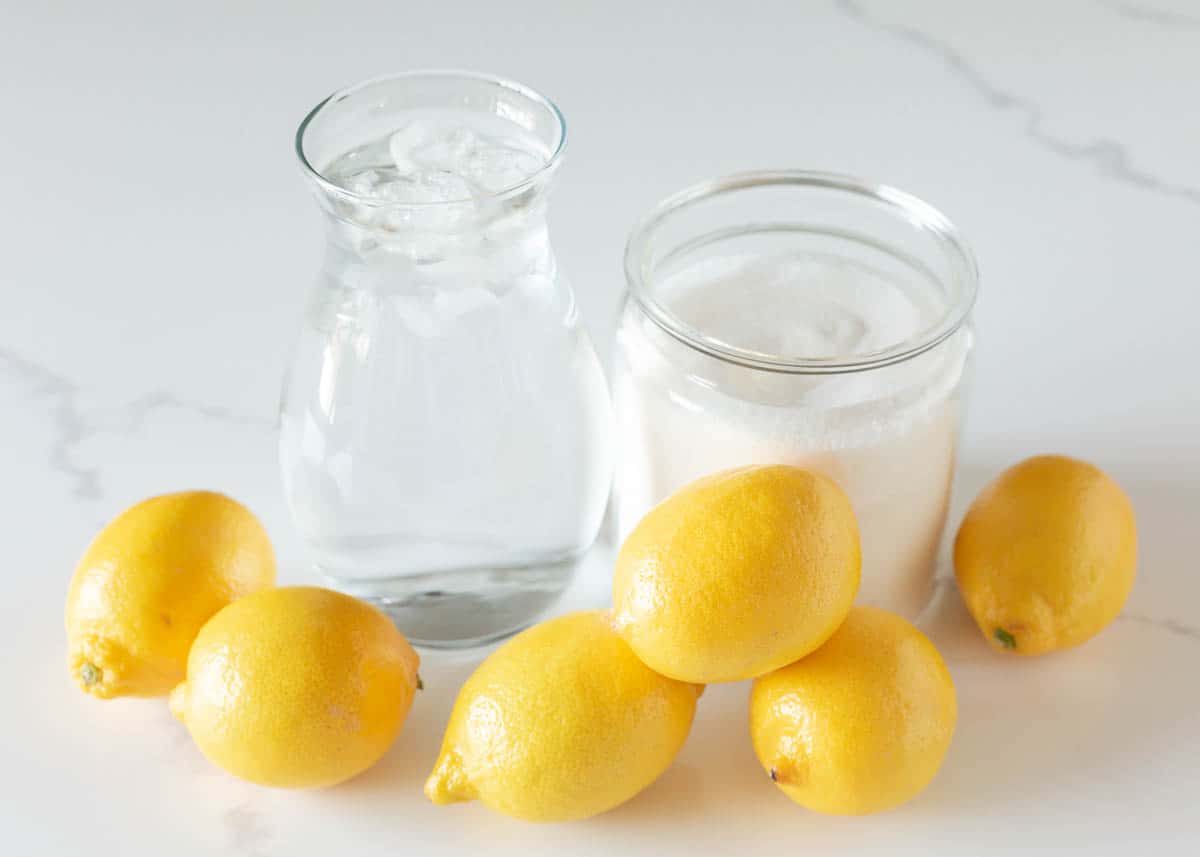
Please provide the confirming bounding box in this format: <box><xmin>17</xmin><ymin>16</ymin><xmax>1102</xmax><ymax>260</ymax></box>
<box><xmin>294</xmin><ymin>69</ymin><xmax>567</xmax><ymax>209</ymax></box>
<box><xmin>623</xmin><ymin>170</ymin><xmax>980</xmax><ymax>375</ymax></box>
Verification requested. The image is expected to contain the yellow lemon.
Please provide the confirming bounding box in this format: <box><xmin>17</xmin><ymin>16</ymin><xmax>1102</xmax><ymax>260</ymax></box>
<box><xmin>750</xmin><ymin>606</ymin><xmax>957</xmax><ymax>815</ymax></box>
<box><xmin>170</xmin><ymin>586</ymin><xmax>419</xmax><ymax>789</ymax></box>
<box><xmin>425</xmin><ymin>610</ymin><xmax>699</xmax><ymax>822</ymax></box>
<box><xmin>65</xmin><ymin>490</ymin><xmax>275</xmax><ymax>698</ymax></box>
<box><xmin>954</xmin><ymin>454</ymin><xmax>1137</xmax><ymax>655</ymax></box>
<box><xmin>613</xmin><ymin>465</ymin><xmax>861</xmax><ymax>683</ymax></box>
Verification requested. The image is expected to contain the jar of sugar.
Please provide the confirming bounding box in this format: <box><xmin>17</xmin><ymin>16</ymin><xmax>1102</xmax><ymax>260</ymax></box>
<box><xmin>613</xmin><ymin>171</ymin><xmax>978</xmax><ymax>619</ymax></box>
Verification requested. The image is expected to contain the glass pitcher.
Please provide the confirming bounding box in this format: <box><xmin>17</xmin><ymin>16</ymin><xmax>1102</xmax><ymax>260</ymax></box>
<box><xmin>281</xmin><ymin>72</ymin><xmax>613</xmax><ymax>647</ymax></box>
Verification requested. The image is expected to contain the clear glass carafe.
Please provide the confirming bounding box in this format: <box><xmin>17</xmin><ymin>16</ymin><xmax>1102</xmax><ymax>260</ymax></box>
<box><xmin>281</xmin><ymin>72</ymin><xmax>612</xmax><ymax>647</ymax></box>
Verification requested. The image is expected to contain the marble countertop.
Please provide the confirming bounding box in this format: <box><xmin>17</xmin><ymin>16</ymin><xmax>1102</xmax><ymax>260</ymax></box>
<box><xmin>3</xmin><ymin>0</ymin><xmax>1198</xmax><ymax>853</ymax></box>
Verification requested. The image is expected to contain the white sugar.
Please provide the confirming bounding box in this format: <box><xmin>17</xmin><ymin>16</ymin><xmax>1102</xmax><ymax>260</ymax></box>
<box><xmin>614</xmin><ymin>250</ymin><xmax>970</xmax><ymax>618</ymax></box>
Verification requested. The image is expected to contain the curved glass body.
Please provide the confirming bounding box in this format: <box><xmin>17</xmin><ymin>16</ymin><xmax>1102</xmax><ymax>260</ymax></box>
<box><xmin>281</xmin><ymin>72</ymin><xmax>612</xmax><ymax>647</ymax></box>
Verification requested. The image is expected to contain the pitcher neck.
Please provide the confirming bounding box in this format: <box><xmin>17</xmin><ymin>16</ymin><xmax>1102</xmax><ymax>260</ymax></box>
<box><xmin>320</xmin><ymin>206</ymin><xmax>556</xmax><ymax>292</ymax></box>
<box><xmin>320</xmin><ymin>194</ymin><xmax>551</xmax><ymax>263</ymax></box>
<box><xmin>297</xmin><ymin>71</ymin><xmax>566</xmax><ymax>261</ymax></box>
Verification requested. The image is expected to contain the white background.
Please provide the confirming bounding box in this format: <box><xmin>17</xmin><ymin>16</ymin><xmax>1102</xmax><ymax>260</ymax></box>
<box><xmin>2</xmin><ymin>1</ymin><xmax>1198</xmax><ymax>854</ymax></box>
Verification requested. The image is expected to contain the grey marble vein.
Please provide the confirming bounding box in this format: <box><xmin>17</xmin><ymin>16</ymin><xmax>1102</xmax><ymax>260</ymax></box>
<box><xmin>1117</xmin><ymin>611</ymin><xmax>1200</xmax><ymax>643</ymax></box>
<box><xmin>115</xmin><ymin>390</ymin><xmax>276</xmax><ymax>432</ymax></box>
<box><xmin>0</xmin><ymin>345</ymin><xmax>102</xmax><ymax>500</ymax></box>
<box><xmin>835</xmin><ymin>0</ymin><xmax>1200</xmax><ymax>207</ymax></box>
<box><xmin>223</xmin><ymin>803</ymin><xmax>273</xmax><ymax>857</ymax></box>
<box><xmin>1101</xmin><ymin>1</ymin><xmax>1200</xmax><ymax>30</ymax></box>
<box><xmin>0</xmin><ymin>344</ymin><xmax>274</xmax><ymax>502</ymax></box>
<box><xmin>925</xmin><ymin>577</ymin><xmax>1199</xmax><ymax>646</ymax></box>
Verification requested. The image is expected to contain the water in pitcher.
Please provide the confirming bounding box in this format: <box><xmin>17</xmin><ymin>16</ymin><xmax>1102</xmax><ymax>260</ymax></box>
<box><xmin>282</xmin><ymin>99</ymin><xmax>612</xmax><ymax>647</ymax></box>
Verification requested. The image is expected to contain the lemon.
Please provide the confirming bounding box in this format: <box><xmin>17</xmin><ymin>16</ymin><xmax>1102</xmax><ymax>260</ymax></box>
<box><xmin>613</xmin><ymin>465</ymin><xmax>861</xmax><ymax>683</ymax></box>
<box><xmin>65</xmin><ymin>491</ymin><xmax>275</xmax><ymax>699</ymax></box>
<box><xmin>425</xmin><ymin>610</ymin><xmax>699</xmax><ymax>822</ymax></box>
<box><xmin>170</xmin><ymin>586</ymin><xmax>419</xmax><ymax>789</ymax></box>
<box><xmin>954</xmin><ymin>454</ymin><xmax>1137</xmax><ymax>655</ymax></box>
<box><xmin>750</xmin><ymin>606</ymin><xmax>956</xmax><ymax>815</ymax></box>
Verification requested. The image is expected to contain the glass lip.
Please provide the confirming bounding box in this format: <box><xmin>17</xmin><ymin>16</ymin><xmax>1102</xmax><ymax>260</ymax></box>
<box><xmin>623</xmin><ymin>170</ymin><xmax>980</xmax><ymax>375</ymax></box>
<box><xmin>294</xmin><ymin>69</ymin><xmax>567</xmax><ymax>208</ymax></box>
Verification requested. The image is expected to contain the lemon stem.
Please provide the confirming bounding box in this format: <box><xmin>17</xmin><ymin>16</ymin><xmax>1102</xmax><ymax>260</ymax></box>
<box><xmin>80</xmin><ymin>662</ymin><xmax>102</xmax><ymax>687</ymax></box>
<box><xmin>768</xmin><ymin>760</ymin><xmax>800</xmax><ymax>785</ymax></box>
<box><xmin>994</xmin><ymin>627</ymin><xmax>1017</xmax><ymax>650</ymax></box>
<box><xmin>417</xmin><ymin>674</ymin><xmax>424</xmax><ymax>691</ymax></box>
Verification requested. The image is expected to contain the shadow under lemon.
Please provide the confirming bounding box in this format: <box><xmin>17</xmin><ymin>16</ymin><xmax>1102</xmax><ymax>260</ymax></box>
<box><xmin>332</xmin><ymin>462</ymin><xmax>1197</xmax><ymax>827</ymax></box>
<box><xmin>909</xmin><ymin>460</ymin><xmax>1200</xmax><ymax>818</ymax></box>
<box><xmin>332</xmin><ymin>647</ymin><xmax>485</xmax><ymax>798</ymax></box>
<box><xmin>587</xmin><ymin>680</ymin><xmax>767</xmax><ymax>829</ymax></box>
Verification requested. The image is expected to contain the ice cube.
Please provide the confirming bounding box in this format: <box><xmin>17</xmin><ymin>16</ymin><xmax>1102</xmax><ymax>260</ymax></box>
<box><xmin>373</xmin><ymin>170</ymin><xmax>473</xmax><ymax>205</ymax></box>
<box><xmin>445</xmin><ymin>127</ymin><xmax>478</xmax><ymax>159</ymax></box>
<box><xmin>418</xmin><ymin>170</ymin><xmax>473</xmax><ymax>203</ymax></box>
<box><xmin>380</xmin><ymin>206</ymin><xmax>466</xmax><ymax>242</ymax></box>
<box><xmin>385</xmin><ymin>284</ymin><xmax>498</xmax><ymax>338</ymax></box>
<box><xmin>391</xmin><ymin>120</ymin><xmax>544</xmax><ymax>195</ymax></box>
<box><xmin>462</xmin><ymin>141</ymin><xmax>545</xmax><ymax>193</ymax></box>
<box><xmin>389</xmin><ymin>295</ymin><xmax>442</xmax><ymax>338</ymax></box>
<box><xmin>411</xmin><ymin>126</ymin><xmax>479</xmax><ymax>173</ymax></box>
<box><xmin>345</xmin><ymin>168</ymin><xmax>385</xmax><ymax>196</ymax></box>
<box><xmin>432</xmin><ymin>285</ymin><xmax>500</xmax><ymax>321</ymax></box>
<box><xmin>389</xmin><ymin>120</ymin><xmax>437</xmax><ymax>175</ymax></box>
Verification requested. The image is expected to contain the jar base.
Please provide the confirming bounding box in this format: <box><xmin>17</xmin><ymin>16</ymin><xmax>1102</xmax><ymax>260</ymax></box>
<box><xmin>322</xmin><ymin>555</ymin><xmax>581</xmax><ymax>649</ymax></box>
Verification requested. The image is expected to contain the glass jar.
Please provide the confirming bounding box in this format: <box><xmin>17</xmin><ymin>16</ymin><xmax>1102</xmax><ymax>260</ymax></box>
<box><xmin>613</xmin><ymin>171</ymin><xmax>978</xmax><ymax>619</ymax></box>
<box><xmin>281</xmin><ymin>72</ymin><xmax>613</xmax><ymax>647</ymax></box>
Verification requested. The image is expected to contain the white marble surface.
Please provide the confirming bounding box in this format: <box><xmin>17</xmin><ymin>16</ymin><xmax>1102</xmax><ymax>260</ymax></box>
<box><xmin>4</xmin><ymin>0</ymin><xmax>1199</xmax><ymax>853</ymax></box>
